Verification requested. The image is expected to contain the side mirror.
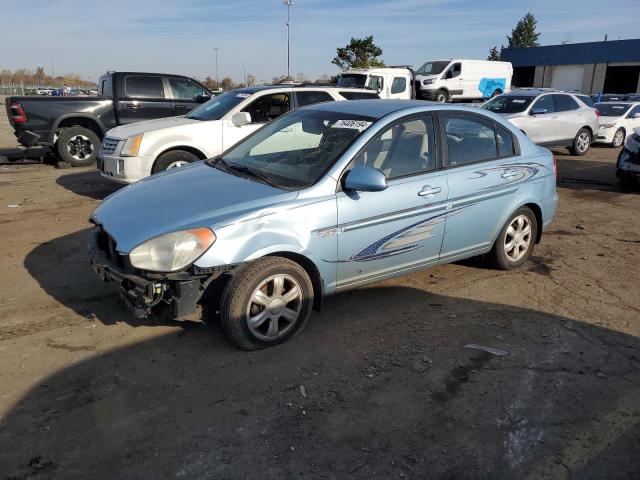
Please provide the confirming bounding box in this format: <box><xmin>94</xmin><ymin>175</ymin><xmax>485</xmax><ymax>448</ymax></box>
<box><xmin>195</xmin><ymin>93</ymin><xmax>211</xmax><ymax>103</ymax></box>
<box><xmin>232</xmin><ymin>112</ymin><xmax>251</xmax><ymax>127</ymax></box>
<box><xmin>343</xmin><ymin>166</ymin><xmax>388</xmax><ymax>192</ymax></box>
<box><xmin>530</xmin><ymin>108</ymin><xmax>548</xmax><ymax>115</ymax></box>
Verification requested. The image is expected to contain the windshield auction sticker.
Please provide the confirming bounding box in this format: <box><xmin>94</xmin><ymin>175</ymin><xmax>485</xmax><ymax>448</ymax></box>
<box><xmin>236</xmin><ymin>93</ymin><xmax>251</xmax><ymax>98</ymax></box>
<box><xmin>332</xmin><ymin>119</ymin><xmax>373</xmax><ymax>131</ymax></box>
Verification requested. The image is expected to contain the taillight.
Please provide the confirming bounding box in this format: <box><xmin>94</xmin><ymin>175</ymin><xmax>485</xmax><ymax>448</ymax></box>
<box><xmin>594</xmin><ymin>108</ymin><xmax>600</xmax><ymax>118</ymax></box>
<box><xmin>9</xmin><ymin>101</ymin><xmax>28</xmax><ymax>123</ymax></box>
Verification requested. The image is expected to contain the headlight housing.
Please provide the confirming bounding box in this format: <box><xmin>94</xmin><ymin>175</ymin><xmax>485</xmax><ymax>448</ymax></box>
<box><xmin>129</xmin><ymin>228</ymin><xmax>216</xmax><ymax>272</ymax></box>
<box><xmin>120</xmin><ymin>133</ymin><xmax>144</xmax><ymax>157</ymax></box>
<box><xmin>422</xmin><ymin>79</ymin><xmax>435</xmax><ymax>85</ymax></box>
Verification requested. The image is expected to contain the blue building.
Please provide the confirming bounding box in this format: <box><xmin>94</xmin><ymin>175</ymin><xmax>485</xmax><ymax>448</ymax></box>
<box><xmin>501</xmin><ymin>39</ymin><xmax>640</xmax><ymax>94</ymax></box>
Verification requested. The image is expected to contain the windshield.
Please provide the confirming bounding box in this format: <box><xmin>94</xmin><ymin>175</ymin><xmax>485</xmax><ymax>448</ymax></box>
<box><xmin>595</xmin><ymin>103</ymin><xmax>631</xmax><ymax>116</ymax></box>
<box><xmin>186</xmin><ymin>91</ymin><xmax>249</xmax><ymax>120</ymax></box>
<box><xmin>415</xmin><ymin>61</ymin><xmax>450</xmax><ymax>75</ymax></box>
<box><xmin>209</xmin><ymin>109</ymin><xmax>375</xmax><ymax>189</ymax></box>
<box><xmin>337</xmin><ymin>74</ymin><xmax>367</xmax><ymax>88</ymax></box>
<box><xmin>483</xmin><ymin>95</ymin><xmax>534</xmax><ymax>114</ymax></box>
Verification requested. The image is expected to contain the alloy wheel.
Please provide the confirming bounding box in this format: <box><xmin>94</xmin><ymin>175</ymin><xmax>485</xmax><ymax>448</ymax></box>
<box><xmin>67</xmin><ymin>135</ymin><xmax>94</xmax><ymax>161</ymax></box>
<box><xmin>613</xmin><ymin>130</ymin><xmax>624</xmax><ymax>148</ymax></box>
<box><xmin>504</xmin><ymin>215</ymin><xmax>532</xmax><ymax>262</ymax></box>
<box><xmin>245</xmin><ymin>274</ymin><xmax>303</xmax><ymax>341</ymax></box>
<box><xmin>166</xmin><ymin>160</ymin><xmax>189</xmax><ymax>170</ymax></box>
<box><xmin>576</xmin><ymin>131</ymin><xmax>590</xmax><ymax>153</ymax></box>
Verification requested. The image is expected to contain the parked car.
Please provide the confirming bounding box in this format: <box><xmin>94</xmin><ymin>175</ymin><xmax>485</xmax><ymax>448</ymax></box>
<box><xmin>89</xmin><ymin>100</ymin><xmax>557</xmax><ymax>350</ymax></box>
<box><xmin>5</xmin><ymin>71</ymin><xmax>211</xmax><ymax>166</ymax></box>
<box><xmin>482</xmin><ymin>89</ymin><xmax>599</xmax><ymax>156</ymax></box>
<box><xmin>414</xmin><ymin>59</ymin><xmax>513</xmax><ymax>102</ymax></box>
<box><xmin>337</xmin><ymin>67</ymin><xmax>416</xmax><ymax>100</ymax></box>
<box><xmin>594</xmin><ymin>102</ymin><xmax>640</xmax><ymax>148</ymax></box>
<box><xmin>574</xmin><ymin>94</ymin><xmax>594</xmax><ymax>107</ymax></box>
<box><xmin>98</xmin><ymin>85</ymin><xmax>380</xmax><ymax>183</ymax></box>
<box><xmin>617</xmin><ymin>127</ymin><xmax>640</xmax><ymax>189</ymax></box>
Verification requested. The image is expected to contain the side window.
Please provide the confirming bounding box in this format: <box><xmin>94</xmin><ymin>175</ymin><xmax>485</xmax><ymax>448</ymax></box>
<box><xmin>339</xmin><ymin>91</ymin><xmax>380</xmax><ymax>100</ymax></box>
<box><xmin>495</xmin><ymin>124</ymin><xmax>515</xmax><ymax>157</ymax></box>
<box><xmin>553</xmin><ymin>94</ymin><xmax>579</xmax><ymax>112</ymax></box>
<box><xmin>169</xmin><ymin>77</ymin><xmax>205</xmax><ymax>101</ymax></box>
<box><xmin>444</xmin><ymin>115</ymin><xmax>497</xmax><ymax>166</ymax></box>
<box><xmin>125</xmin><ymin>76</ymin><xmax>164</xmax><ymax>99</ymax></box>
<box><xmin>628</xmin><ymin>105</ymin><xmax>640</xmax><ymax>118</ymax></box>
<box><xmin>353</xmin><ymin>116</ymin><xmax>435</xmax><ymax>179</ymax></box>
<box><xmin>242</xmin><ymin>93</ymin><xmax>291</xmax><ymax>123</ymax></box>
<box><xmin>367</xmin><ymin>76</ymin><xmax>384</xmax><ymax>91</ymax></box>
<box><xmin>391</xmin><ymin>77</ymin><xmax>407</xmax><ymax>94</ymax></box>
<box><xmin>531</xmin><ymin>95</ymin><xmax>555</xmax><ymax>113</ymax></box>
<box><xmin>101</xmin><ymin>77</ymin><xmax>112</xmax><ymax>96</ymax></box>
<box><xmin>295</xmin><ymin>91</ymin><xmax>333</xmax><ymax>107</ymax></box>
<box><xmin>446</xmin><ymin>63</ymin><xmax>461</xmax><ymax>79</ymax></box>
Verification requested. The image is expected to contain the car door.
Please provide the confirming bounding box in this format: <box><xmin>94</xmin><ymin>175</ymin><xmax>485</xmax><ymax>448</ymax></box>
<box><xmin>443</xmin><ymin>62</ymin><xmax>463</xmax><ymax>99</ymax></box>
<box><xmin>335</xmin><ymin>114</ymin><xmax>449</xmax><ymax>289</ymax></box>
<box><xmin>439</xmin><ymin>113</ymin><xmax>523</xmax><ymax>260</ymax></box>
<box><xmin>389</xmin><ymin>76</ymin><xmax>409</xmax><ymax>99</ymax></box>
<box><xmin>551</xmin><ymin>94</ymin><xmax>582</xmax><ymax>141</ymax></box>
<box><xmin>524</xmin><ymin>94</ymin><xmax>558</xmax><ymax>144</ymax></box>
<box><xmin>167</xmin><ymin>76</ymin><xmax>209</xmax><ymax>116</ymax></box>
<box><xmin>222</xmin><ymin>91</ymin><xmax>292</xmax><ymax>150</ymax></box>
<box><xmin>116</xmin><ymin>75</ymin><xmax>175</xmax><ymax>124</ymax></box>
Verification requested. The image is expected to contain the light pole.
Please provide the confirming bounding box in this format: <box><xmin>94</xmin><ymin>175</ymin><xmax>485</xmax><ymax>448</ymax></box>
<box><xmin>213</xmin><ymin>48</ymin><xmax>219</xmax><ymax>90</ymax></box>
<box><xmin>283</xmin><ymin>0</ymin><xmax>293</xmax><ymax>79</ymax></box>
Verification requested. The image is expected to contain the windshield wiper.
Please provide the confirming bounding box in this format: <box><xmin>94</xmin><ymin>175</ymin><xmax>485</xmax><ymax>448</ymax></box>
<box><xmin>225</xmin><ymin>163</ymin><xmax>278</xmax><ymax>187</ymax></box>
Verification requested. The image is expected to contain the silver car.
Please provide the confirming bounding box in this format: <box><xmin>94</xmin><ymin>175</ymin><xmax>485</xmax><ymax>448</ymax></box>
<box><xmin>483</xmin><ymin>89</ymin><xmax>599</xmax><ymax>156</ymax></box>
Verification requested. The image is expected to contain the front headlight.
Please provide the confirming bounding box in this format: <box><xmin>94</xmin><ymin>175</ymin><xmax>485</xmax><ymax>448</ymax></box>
<box><xmin>422</xmin><ymin>79</ymin><xmax>435</xmax><ymax>85</ymax></box>
<box><xmin>129</xmin><ymin>228</ymin><xmax>216</xmax><ymax>272</ymax></box>
<box><xmin>120</xmin><ymin>133</ymin><xmax>144</xmax><ymax>157</ymax></box>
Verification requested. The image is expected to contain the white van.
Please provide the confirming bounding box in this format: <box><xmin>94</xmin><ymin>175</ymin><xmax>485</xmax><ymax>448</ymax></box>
<box><xmin>415</xmin><ymin>59</ymin><xmax>513</xmax><ymax>102</ymax></box>
<box><xmin>337</xmin><ymin>67</ymin><xmax>414</xmax><ymax>100</ymax></box>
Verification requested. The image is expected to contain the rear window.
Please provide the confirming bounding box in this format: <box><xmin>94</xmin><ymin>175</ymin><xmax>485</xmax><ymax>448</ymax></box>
<box><xmin>339</xmin><ymin>91</ymin><xmax>380</xmax><ymax>100</ymax></box>
<box><xmin>295</xmin><ymin>91</ymin><xmax>333</xmax><ymax>107</ymax></box>
<box><xmin>594</xmin><ymin>103</ymin><xmax>631</xmax><ymax>116</ymax></box>
<box><xmin>99</xmin><ymin>76</ymin><xmax>113</xmax><ymax>96</ymax></box>
<box><xmin>483</xmin><ymin>95</ymin><xmax>533</xmax><ymax>114</ymax></box>
<box><xmin>125</xmin><ymin>76</ymin><xmax>165</xmax><ymax>99</ymax></box>
<box><xmin>337</xmin><ymin>74</ymin><xmax>367</xmax><ymax>88</ymax></box>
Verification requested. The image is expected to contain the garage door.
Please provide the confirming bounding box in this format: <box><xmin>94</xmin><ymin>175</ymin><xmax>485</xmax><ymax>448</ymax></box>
<box><xmin>551</xmin><ymin>66</ymin><xmax>584</xmax><ymax>91</ymax></box>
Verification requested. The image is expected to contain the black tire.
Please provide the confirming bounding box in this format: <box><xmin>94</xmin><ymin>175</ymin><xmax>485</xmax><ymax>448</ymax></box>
<box><xmin>611</xmin><ymin>128</ymin><xmax>625</xmax><ymax>148</ymax></box>
<box><xmin>486</xmin><ymin>206</ymin><xmax>538</xmax><ymax>270</ymax></box>
<box><xmin>152</xmin><ymin>150</ymin><xmax>199</xmax><ymax>174</ymax></box>
<box><xmin>435</xmin><ymin>89</ymin><xmax>449</xmax><ymax>103</ymax></box>
<box><xmin>620</xmin><ymin>176</ymin><xmax>638</xmax><ymax>191</ymax></box>
<box><xmin>569</xmin><ymin>128</ymin><xmax>591</xmax><ymax>156</ymax></box>
<box><xmin>219</xmin><ymin>257</ymin><xmax>314</xmax><ymax>350</ymax></box>
<box><xmin>56</xmin><ymin>126</ymin><xmax>100</xmax><ymax>167</ymax></box>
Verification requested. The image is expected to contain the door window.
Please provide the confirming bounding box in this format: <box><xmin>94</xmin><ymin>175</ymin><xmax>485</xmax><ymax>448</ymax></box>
<box><xmin>367</xmin><ymin>76</ymin><xmax>384</xmax><ymax>91</ymax></box>
<box><xmin>169</xmin><ymin>77</ymin><xmax>205</xmax><ymax>101</ymax></box>
<box><xmin>391</xmin><ymin>77</ymin><xmax>407</xmax><ymax>94</ymax></box>
<box><xmin>531</xmin><ymin>95</ymin><xmax>555</xmax><ymax>113</ymax></box>
<box><xmin>125</xmin><ymin>76</ymin><xmax>165</xmax><ymax>99</ymax></box>
<box><xmin>443</xmin><ymin>115</ymin><xmax>498</xmax><ymax>166</ymax></box>
<box><xmin>295</xmin><ymin>91</ymin><xmax>333</xmax><ymax>107</ymax></box>
<box><xmin>446</xmin><ymin>63</ymin><xmax>461</xmax><ymax>79</ymax></box>
<box><xmin>553</xmin><ymin>94</ymin><xmax>579</xmax><ymax>112</ymax></box>
<box><xmin>628</xmin><ymin>105</ymin><xmax>640</xmax><ymax>118</ymax></box>
<box><xmin>353</xmin><ymin>116</ymin><xmax>436</xmax><ymax>179</ymax></box>
<box><xmin>242</xmin><ymin>93</ymin><xmax>290</xmax><ymax>123</ymax></box>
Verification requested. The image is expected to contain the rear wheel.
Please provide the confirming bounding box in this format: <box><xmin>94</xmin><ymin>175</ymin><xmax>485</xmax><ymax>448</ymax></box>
<box><xmin>56</xmin><ymin>126</ymin><xmax>100</xmax><ymax>167</ymax></box>
<box><xmin>487</xmin><ymin>207</ymin><xmax>538</xmax><ymax>270</ymax></box>
<box><xmin>219</xmin><ymin>257</ymin><xmax>314</xmax><ymax>350</ymax></box>
<box><xmin>435</xmin><ymin>89</ymin><xmax>449</xmax><ymax>103</ymax></box>
<box><xmin>152</xmin><ymin>150</ymin><xmax>199</xmax><ymax>174</ymax></box>
<box><xmin>611</xmin><ymin>128</ymin><xmax>625</xmax><ymax>148</ymax></box>
<box><xmin>569</xmin><ymin>128</ymin><xmax>591</xmax><ymax>156</ymax></box>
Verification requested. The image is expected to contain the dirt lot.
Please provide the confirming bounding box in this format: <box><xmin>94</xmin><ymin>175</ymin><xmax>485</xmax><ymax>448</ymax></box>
<box><xmin>0</xmin><ymin>120</ymin><xmax>639</xmax><ymax>478</ymax></box>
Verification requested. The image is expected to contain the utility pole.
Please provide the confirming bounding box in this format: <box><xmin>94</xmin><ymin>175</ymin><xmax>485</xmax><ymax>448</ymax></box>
<box><xmin>243</xmin><ymin>63</ymin><xmax>246</xmax><ymax>86</ymax></box>
<box><xmin>214</xmin><ymin>48</ymin><xmax>219</xmax><ymax>90</ymax></box>
<box><xmin>283</xmin><ymin>0</ymin><xmax>293</xmax><ymax>79</ymax></box>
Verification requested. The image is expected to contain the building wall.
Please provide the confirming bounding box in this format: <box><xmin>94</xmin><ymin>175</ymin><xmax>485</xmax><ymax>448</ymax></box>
<box><xmin>532</xmin><ymin>63</ymin><xmax>639</xmax><ymax>93</ymax></box>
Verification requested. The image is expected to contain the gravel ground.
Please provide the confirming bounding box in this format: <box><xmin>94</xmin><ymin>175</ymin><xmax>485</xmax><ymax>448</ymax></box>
<box><xmin>0</xmin><ymin>120</ymin><xmax>639</xmax><ymax>479</ymax></box>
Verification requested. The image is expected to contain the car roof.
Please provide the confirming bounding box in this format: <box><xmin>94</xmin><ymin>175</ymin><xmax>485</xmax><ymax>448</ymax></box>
<box><xmin>232</xmin><ymin>85</ymin><xmax>375</xmax><ymax>95</ymax></box>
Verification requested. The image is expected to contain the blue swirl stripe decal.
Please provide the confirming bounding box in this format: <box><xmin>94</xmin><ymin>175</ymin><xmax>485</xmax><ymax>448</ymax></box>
<box><xmin>478</xmin><ymin>77</ymin><xmax>506</xmax><ymax>98</ymax></box>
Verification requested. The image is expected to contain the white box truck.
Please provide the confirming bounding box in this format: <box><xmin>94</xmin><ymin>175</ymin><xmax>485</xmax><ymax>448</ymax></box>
<box><xmin>415</xmin><ymin>59</ymin><xmax>513</xmax><ymax>102</ymax></box>
<box><xmin>337</xmin><ymin>67</ymin><xmax>416</xmax><ymax>100</ymax></box>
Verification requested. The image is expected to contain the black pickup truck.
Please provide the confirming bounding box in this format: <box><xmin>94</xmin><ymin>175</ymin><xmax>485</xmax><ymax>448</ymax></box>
<box><xmin>6</xmin><ymin>71</ymin><xmax>211</xmax><ymax>166</ymax></box>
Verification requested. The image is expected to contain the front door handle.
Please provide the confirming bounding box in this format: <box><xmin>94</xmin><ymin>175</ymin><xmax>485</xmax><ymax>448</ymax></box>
<box><xmin>175</xmin><ymin>104</ymin><xmax>188</xmax><ymax>108</ymax></box>
<box><xmin>127</xmin><ymin>103</ymin><xmax>141</xmax><ymax>108</ymax></box>
<box><xmin>418</xmin><ymin>186</ymin><xmax>442</xmax><ymax>196</ymax></box>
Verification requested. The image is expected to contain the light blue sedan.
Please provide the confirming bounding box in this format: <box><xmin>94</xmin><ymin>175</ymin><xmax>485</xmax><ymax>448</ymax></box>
<box><xmin>90</xmin><ymin>100</ymin><xmax>558</xmax><ymax>350</ymax></box>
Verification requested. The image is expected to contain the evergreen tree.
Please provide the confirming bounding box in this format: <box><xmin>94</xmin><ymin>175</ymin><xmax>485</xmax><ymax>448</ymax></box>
<box><xmin>332</xmin><ymin>36</ymin><xmax>385</xmax><ymax>71</ymax></box>
<box><xmin>487</xmin><ymin>46</ymin><xmax>501</xmax><ymax>61</ymax></box>
<box><xmin>507</xmin><ymin>13</ymin><xmax>540</xmax><ymax>48</ymax></box>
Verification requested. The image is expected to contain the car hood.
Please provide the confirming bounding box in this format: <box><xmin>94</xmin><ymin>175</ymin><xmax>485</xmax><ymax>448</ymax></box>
<box><xmin>415</xmin><ymin>74</ymin><xmax>438</xmax><ymax>82</ymax></box>
<box><xmin>91</xmin><ymin>162</ymin><xmax>298</xmax><ymax>252</ymax></box>
<box><xmin>106</xmin><ymin>116</ymin><xmax>204</xmax><ymax>139</ymax></box>
<box><xmin>494</xmin><ymin>112</ymin><xmax>525</xmax><ymax>120</ymax></box>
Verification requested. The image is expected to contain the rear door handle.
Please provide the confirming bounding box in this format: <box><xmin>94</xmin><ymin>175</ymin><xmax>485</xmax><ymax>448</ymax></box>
<box><xmin>175</xmin><ymin>104</ymin><xmax>189</xmax><ymax>108</ymax></box>
<box><xmin>418</xmin><ymin>186</ymin><xmax>442</xmax><ymax>196</ymax></box>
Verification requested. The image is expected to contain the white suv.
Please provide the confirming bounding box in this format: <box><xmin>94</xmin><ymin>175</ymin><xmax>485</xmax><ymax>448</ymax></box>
<box><xmin>98</xmin><ymin>86</ymin><xmax>378</xmax><ymax>183</ymax></box>
<box><xmin>482</xmin><ymin>89</ymin><xmax>599</xmax><ymax>156</ymax></box>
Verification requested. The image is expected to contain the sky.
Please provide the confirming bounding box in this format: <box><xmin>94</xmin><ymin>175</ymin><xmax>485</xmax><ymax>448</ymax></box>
<box><xmin>1</xmin><ymin>0</ymin><xmax>639</xmax><ymax>83</ymax></box>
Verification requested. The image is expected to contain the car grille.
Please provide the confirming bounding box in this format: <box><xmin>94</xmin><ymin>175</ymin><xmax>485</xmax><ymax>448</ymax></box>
<box><xmin>95</xmin><ymin>227</ymin><xmax>125</xmax><ymax>269</ymax></box>
<box><xmin>101</xmin><ymin>137</ymin><xmax>120</xmax><ymax>155</ymax></box>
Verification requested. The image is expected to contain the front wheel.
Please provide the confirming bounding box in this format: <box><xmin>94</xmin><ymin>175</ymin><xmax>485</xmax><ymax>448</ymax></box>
<box><xmin>152</xmin><ymin>150</ymin><xmax>199</xmax><ymax>174</ymax></box>
<box><xmin>487</xmin><ymin>207</ymin><xmax>538</xmax><ymax>270</ymax></box>
<box><xmin>569</xmin><ymin>128</ymin><xmax>591</xmax><ymax>156</ymax></box>
<box><xmin>434</xmin><ymin>89</ymin><xmax>449</xmax><ymax>103</ymax></box>
<box><xmin>56</xmin><ymin>126</ymin><xmax>100</xmax><ymax>167</ymax></box>
<box><xmin>611</xmin><ymin>128</ymin><xmax>625</xmax><ymax>148</ymax></box>
<box><xmin>219</xmin><ymin>257</ymin><xmax>314</xmax><ymax>350</ymax></box>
